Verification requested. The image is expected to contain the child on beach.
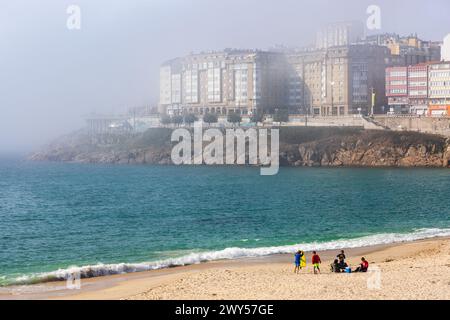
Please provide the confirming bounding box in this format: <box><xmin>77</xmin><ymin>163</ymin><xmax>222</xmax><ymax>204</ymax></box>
<box><xmin>312</xmin><ymin>251</ymin><xmax>321</xmax><ymax>274</ymax></box>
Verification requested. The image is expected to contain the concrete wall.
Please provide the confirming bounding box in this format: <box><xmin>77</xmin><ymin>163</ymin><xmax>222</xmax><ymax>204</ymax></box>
<box><xmin>288</xmin><ymin>115</ymin><xmax>382</xmax><ymax>129</ymax></box>
<box><xmin>288</xmin><ymin>115</ymin><xmax>450</xmax><ymax>136</ymax></box>
<box><xmin>373</xmin><ymin>116</ymin><xmax>450</xmax><ymax>136</ymax></box>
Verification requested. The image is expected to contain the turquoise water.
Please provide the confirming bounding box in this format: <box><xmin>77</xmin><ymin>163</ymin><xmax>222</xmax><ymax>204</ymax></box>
<box><xmin>1</xmin><ymin>159</ymin><xmax>450</xmax><ymax>285</ymax></box>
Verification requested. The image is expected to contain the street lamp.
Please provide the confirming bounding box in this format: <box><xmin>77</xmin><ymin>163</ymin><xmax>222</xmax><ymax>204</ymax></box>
<box><xmin>370</xmin><ymin>87</ymin><xmax>376</xmax><ymax>117</ymax></box>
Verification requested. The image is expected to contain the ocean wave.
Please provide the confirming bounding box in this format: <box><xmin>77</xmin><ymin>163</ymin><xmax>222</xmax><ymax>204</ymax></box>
<box><xmin>6</xmin><ymin>227</ymin><xmax>450</xmax><ymax>286</ymax></box>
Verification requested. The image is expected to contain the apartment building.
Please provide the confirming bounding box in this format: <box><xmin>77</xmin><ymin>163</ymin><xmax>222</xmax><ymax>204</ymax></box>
<box><xmin>386</xmin><ymin>67</ymin><xmax>409</xmax><ymax>113</ymax></box>
<box><xmin>160</xmin><ymin>44</ymin><xmax>391</xmax><ymax>117</ymax></box>
<box><xmin>159</xmin><ymin>24</ymin><xmax>444</xmax><ymax>117</ymax></box>
<box><xmin>385</xmin><ymin>61</ymin><xmax>450</xmax><ymax>116</ymax></box>
<box><xmin>287</xmin><ymin>45</ymin><xmax>389</xmax><ymax>116</ymax></box>
<box><xmin>428</xmin><ymin>62</ymin><xmax>450</xmax><ymax>116</ymax></box>
<box><xmin>159</xmin><ymin>50</ymin><xmax>288</xmax><ymax>116</ymax></box>
<box><xmin>360</xmin><ymin>33</ymin><xmax>441</xmax><ymax>66</ymax></box>
<box><xmin>408</xmin><ymin>63</ymin><xmax>429</xmax><ymax>115</ymax></box>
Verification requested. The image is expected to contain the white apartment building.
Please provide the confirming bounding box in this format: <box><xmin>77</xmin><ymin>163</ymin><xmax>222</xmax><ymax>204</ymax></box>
<box><xmin>428</xmin><ymin>62</ymin><xmax>450</xmax><ymax>116</ymax></box>
<box><xmin>159</xmin><ymin>50</ymin><xmax>288</xmax><ymax>115</ymax></box>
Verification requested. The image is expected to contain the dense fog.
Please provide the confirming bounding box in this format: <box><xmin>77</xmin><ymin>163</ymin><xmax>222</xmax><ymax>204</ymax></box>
<box><xmin>0</xmin><ymin>0</ymin><xmax>448</xmax><ymax>153</ymax></box>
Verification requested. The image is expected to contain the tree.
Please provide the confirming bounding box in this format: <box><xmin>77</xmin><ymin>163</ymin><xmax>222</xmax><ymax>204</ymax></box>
<box><xmin>227</xmin><ymin>111</ymin><xmax>242</xmax><ymax>126</ymax></box>
<box><xmin>203</xmin><ymin>113</ymin><xmax>218</xmax><ymax>126</ymax></box>
<box><xmin>184</xmin><ymin>113</ymin><xmax>198</xmax><ymax>127</ymax></box>
<box><xmin>160</xmin><ymin>115</ymin><xmax>172</xmax><ymax>127</ymax></box>
<box><xmin>172</xmin><ymin>115</ymin><xmax>183</xmax><ymax>127</ymax></box>
<box><xmin>273</xmin><ymin>109</ymin><xmax>289</xmax><ymax>123</ymax></box>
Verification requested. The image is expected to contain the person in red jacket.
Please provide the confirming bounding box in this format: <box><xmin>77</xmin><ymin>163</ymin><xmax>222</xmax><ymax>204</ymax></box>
<box><xmin>354</xmin><ymin>257</ymin><xmax>369</xmax><ymax>272</ymax></box>
<box><xmin>312</xmin><ymin>251</ymin><xmax>321</xmax><ymax>274</ymax></box>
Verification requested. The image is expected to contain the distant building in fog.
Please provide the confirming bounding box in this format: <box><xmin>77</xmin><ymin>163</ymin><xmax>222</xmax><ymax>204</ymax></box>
<box><xmin>159</xmin><ymin>24</ymin><xmax>444</xmax><ymax>117</ymax></box>
<box><xmin>287</xmin><ymin>45</ymin><xmax>389</xmax><ymax>116</ymax></box>
<box><xmin>359</xmin><ymin>33</ymin><xmax>441</xmax><ymax>66</ymax></box>
<box><xmin>315</xmin><ymin>21</ymin><xmax>364</xmax><ymax>49</ymax></box>
<box><xmin>159</xmin><ymin>50</ymin><xmax>288</xmax><ymax>116</ymax></box>
<box><xmin>160</xmin><ymin>45</ymin><xmax>391</xmax><ymax>117</ymax></box>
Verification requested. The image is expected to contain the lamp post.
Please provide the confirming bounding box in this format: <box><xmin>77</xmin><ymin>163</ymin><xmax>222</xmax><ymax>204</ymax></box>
<box><xmin>370</xmin><ymin>87</ymin><xmax>375</xmax><ymax>117</ymax></box>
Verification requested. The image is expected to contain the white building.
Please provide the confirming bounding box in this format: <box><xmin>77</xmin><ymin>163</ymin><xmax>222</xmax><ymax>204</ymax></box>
<box><xmin>442</xmin><ymin>34</ymin><xmax>450</xmax><ymax>62</ymax></box>
<box><xmin>159</xmin><ymin>50</ymin><xmax>289</xmax><ymax>116</ymax></box>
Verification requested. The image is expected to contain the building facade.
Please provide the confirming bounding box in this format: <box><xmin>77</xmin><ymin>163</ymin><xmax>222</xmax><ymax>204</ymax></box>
<box><xmin>428</xmin><ymin>62</ymin><xmax>450</xmax><ymax>116</ymax></box>
<box><xmin>360</xmin><ymin>33</ymin><xmax>441</xmax><ymax>66</ymax></box>
<box><xmin>287</xmin><ymin>45</ymin><xmax>389</xmax><ymax>116</ymax></box>
<box><xmin>159</xmin><ymin>29</ymin><xmax>442</xmax><ymax>117</ymax></box>
<box><xmin>385</xmin><ymin>62</ymin><xmax>450</xmax><ymax>116</ymax></box>
<box><xmin>386</xmin><ymin>66</ymin><xmax>409</xmax><ymax>113</ymax></box>
<box><xmin>408</xmin><ymin>63</ymin><xmax>429</xmax><ymax>115</ymax></box>
<box><xmin>158</xmin><ymin>50</ymin><xmax>288</xmax><ymax>116</ymax></box>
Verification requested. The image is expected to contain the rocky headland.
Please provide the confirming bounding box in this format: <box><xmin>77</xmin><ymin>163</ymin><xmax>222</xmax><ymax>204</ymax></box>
<box><xmin>29</xmin><ymin>127</ymin><xmax>450</xmax><ymax>168</ymax></box>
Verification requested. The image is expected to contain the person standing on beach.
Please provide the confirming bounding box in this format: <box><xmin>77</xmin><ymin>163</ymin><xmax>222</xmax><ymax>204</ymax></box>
<box><xmin>299</xmin><ymin>250</ymin><xmax>306</xmax><ymax>269</ymax></box>
<box><xmin>312</xmin><ymin>251</ymin><xmax>321</xmax><ymax>274</ymax></box>
<box><xmin>294</xmin><ymin>250</ymin><xmax>302</xmax><ymax>274</ymax></box>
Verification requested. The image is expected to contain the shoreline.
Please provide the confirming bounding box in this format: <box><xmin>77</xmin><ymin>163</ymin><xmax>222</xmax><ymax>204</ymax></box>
<box><xmin>1</xmin><ymin>236</ymin><xmax>449</xmax><ymax>300</ymax></box>
<box><xmin>26</xmin><ymin>159</ymin><xmax>450</xmax><ymax>169</ymax></box>
<box><xmin>2</xmin><ymin>228</ymin><xmax>449</xmax><ymax>289</ymax></box>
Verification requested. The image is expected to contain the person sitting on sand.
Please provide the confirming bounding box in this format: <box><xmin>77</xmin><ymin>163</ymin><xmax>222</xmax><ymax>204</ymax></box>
<box><xmin>312</xmin><ymin>251</ymin><xmax>321</xmax><ymax>274</ymax></box>
<box><xmin>331</xmin><ymin>259</ymin><xmax>340</xmax><ymax>273</ymax></box>
<box><xmin>354</xmin><ymin>257</ymin><xmax>369</xmax><ymax>272</ymax></box>
<box><xmin>294</xmin><ymin>250</ymin><xmax>302</xmax><ymax>274</ymax></box>
<box><xmin>337</xmin><ymin>259</ymin><xmax>348</xmax><ymax>272</ymax></box>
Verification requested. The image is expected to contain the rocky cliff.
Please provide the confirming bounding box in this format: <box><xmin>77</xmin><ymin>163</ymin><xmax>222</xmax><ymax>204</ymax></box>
<box><xmin>29</xmin><ymin>127</ymin><xmax>450</xmax><ymax>168</ymax></box>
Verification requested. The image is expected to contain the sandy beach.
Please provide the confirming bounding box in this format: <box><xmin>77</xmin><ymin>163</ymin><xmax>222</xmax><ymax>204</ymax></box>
<box><xmin>1</xmin><ymin>237</ymin><xmax>449</xmax><ymax>300</ymax></box>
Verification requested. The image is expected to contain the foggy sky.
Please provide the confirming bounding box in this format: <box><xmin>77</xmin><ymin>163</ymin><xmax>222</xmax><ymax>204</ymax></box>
<box><xmin>1</xmin><ymin>0</ymin><xmax>449</xmax><ymax>152</ymax></box>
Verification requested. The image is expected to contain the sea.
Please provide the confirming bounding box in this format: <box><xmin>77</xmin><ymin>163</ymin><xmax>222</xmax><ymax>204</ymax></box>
<box><xmin>1</xmin><ymin>157</ymin><xmax>450</xmax><ymax>286</ymax></box>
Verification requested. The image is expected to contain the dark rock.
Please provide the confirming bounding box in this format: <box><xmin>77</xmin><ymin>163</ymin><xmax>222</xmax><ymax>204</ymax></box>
<box><xmin>28</xmin><ymin>128</ymin><xmax>450</xmax><ymax>168</ymax></box>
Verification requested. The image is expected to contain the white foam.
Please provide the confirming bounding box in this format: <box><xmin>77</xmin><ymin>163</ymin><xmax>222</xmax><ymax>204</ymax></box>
<box><xmin>8</xmin><ymin>227</ymin><xmax>450</xmax><ymax>285</ymax></box>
